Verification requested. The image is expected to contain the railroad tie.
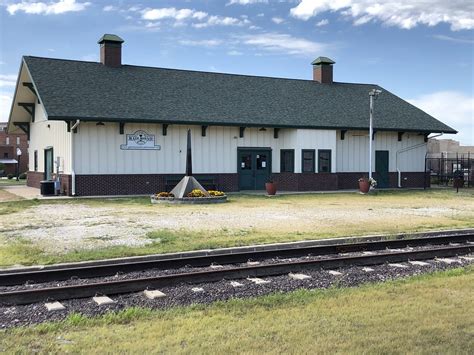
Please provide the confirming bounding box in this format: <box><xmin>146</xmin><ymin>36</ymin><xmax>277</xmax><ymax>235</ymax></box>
<box><xmin>44</xmin><ymin>301</ymin><xmax>66</xmax><ymax>312</ymax></box>
<box><xmin>247</xmin><ymin>277</ymin><xmax>270</xmax><ymax>285</ymax></box>
<box><xmin>143</xmin><ymin>290</ymin><xmax>166</xmax><ymax>300</ymax></box>
<box><xmin>388</xmin><ymin>263</ymin><xmax>409</xmax><ymax>268</ymax></box>
<box><xmin>288</xmin><ymin>273</ymin><xmax>312</xmax><ymax>280</ymax></box>
<box><xmin>246</xmin><ymin>261</ymin><xmax>260</xmax><ymax>266</ymax></box>
<box><xmin>93</xmin><ymin>296</ymin><xmax>115</xmax><ymax>306</ymax></box>
<box><xmin>408</xmin><ymin>261</ymin><xmax>430</xmax><ymax>266</ymax></box>
<box><xmin>436</xmin><ymin>258</ymin><xmax>461</xmax><ymax>264</ymax></box>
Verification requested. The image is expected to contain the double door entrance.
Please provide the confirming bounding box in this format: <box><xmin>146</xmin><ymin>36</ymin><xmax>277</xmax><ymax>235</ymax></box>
<box><xmin>238</xmin><ymin>148</ymin><xmax>271</xmax><ymax>190</ymax></box>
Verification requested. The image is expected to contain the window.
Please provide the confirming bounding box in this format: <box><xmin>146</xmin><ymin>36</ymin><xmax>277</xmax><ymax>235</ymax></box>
<box><xmin>16</xmin><ymin>137</ymin><xmax>20</xmax><ymax>145</ymax></box>
<box><xmin>280</xmin><ymin>149</ymin><xmax>294</xmax><ymax>172</ymax></box>
<box><xmin>34</xmin><ymin>150</ymin><xmax>38</xmax><ymax>172</ymax></box>
<box><xmin>318</xmin><ymin>150</ymin><xmax>332</xmax><ymax>173</ymax></box>
<box><xmin>5</xmin><ymin>137</ymin><xmax>9</xmax><ymax>145</ymax></box>
<box><xmin>302</xmin><ymin>150</ymin><xmax>315</xmax><ymax>173</ymax></box>
<box><xmin>3</xmin><ymin>152</ymin><xmax>7</xmax><ymax>159</ymax></box>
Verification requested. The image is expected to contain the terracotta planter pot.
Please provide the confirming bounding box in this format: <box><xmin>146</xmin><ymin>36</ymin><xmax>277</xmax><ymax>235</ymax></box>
<box><xmin>265</xmin><ymin>182</ymin><xmax>277</xmax><ymax>195</ymax></box>
<box><xmin>358</xmin><ymin>179</ymin><xmax>370</xmax><ymax>194</ymax></box>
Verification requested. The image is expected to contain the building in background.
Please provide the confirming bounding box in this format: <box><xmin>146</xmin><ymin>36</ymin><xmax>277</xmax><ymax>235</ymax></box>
<box><xmin>0</xmin><ymin>122</ymin><xmax>28</xmax><ymax>176</ymax></box>
<box><xmin>426</xmin><ymin>138</ymin><xmax>473</xmax><ymax>187</ymax></box>
<box><xmin>427</xmin><ymin>139</ymin><xmax>474</xmax><ymax>158</ymax></box>
<box><xmin>6</xmin><ymin>34</ymin><xmax>457</xmax><ymax>195</ymax></box>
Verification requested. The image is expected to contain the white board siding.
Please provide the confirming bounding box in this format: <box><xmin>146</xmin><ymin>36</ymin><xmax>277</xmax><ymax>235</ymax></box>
<box><xmin>73</xmin><ymin>122</ymin><xmax>337</xmax><ymax>175</ymax></box>
<box><xmin>28</xmin><ymin>103</ymin><xmax>72</xmax><ymax>173</ymax></box>
<box><xmin>336</xmin><ymin>130</ymin><xmax>426</xmax><ymax>173</ymax></box>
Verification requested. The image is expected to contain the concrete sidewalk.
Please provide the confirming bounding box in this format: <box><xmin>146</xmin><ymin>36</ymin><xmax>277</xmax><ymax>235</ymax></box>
<box><xmin>1</xmin><ymin>185</ymin><xmax>73</xmax><ymax>200</ymax></box>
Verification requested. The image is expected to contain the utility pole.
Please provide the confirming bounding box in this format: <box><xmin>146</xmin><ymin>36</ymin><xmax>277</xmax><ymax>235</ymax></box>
<box><xmin>368</xmin><ymin>89</ymin><xmax>382</xmax><ymax>179</ymax></box>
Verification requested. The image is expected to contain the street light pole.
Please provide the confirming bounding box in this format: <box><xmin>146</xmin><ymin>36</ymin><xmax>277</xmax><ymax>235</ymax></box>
<box><xmin>368</xmin><ymin>89</ymin><xmax>382</xmax><ymax>180</ymax></box>
<box><xmin>16</xmin><ymin>147</ymin><xmax>22</xmax><ymax>181</ymax></box>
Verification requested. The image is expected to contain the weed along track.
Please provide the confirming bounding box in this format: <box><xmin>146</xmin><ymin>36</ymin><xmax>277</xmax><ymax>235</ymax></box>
<box><xmin>0</xmin><ymin>231</ymin><xmax>473</xmax><ymax>328</ymax></box>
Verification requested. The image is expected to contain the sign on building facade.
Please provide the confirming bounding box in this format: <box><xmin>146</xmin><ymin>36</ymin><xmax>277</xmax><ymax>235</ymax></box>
<box><xmin>120</xmin><ymin>130</ymin><xmax>161</xmax><ymax>150</ymax></box>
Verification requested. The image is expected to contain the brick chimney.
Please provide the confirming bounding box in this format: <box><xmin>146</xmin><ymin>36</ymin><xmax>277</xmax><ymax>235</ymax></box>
<box><xmin>98</xmin><ymin>34</ymin><xmax>124</xmax><ymax>68</ymax></box>
<box><xmin>312</xmin><ymin>57</ymin><xmax>335</xmax><ymax>84</ymax></box>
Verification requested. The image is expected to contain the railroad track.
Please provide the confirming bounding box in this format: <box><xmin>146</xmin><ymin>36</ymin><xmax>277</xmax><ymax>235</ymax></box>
<box><xmin>0</xmin><ymin>232</ymin><xmax>472</xmax><ymax>306</ymax></box>
<box><xmin>1</xmin><ymin>232</ymin><xmax>472</xmax><ymax>286</ymax></box>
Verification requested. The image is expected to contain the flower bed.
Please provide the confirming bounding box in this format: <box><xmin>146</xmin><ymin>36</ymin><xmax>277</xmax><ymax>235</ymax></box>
<box><xmin>151</xmin><ymin>189</ymin><xmax>227</xmax><ymax>204</ymax></box>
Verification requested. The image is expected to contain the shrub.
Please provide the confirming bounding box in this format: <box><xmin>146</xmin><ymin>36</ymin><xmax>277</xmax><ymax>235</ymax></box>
<box><xmin>19</xmin><ymin>172</ymin><xmax>27</xmax><ymax>180</ymax></box>
<box><xmin>187</xmin><ymin>189</ymin><xmax>206</xmax><ymax>198</ymax></box>
<box><xmin>156</xmin><ymin>192</ymin><xmax>174</xmax><ymax>198</ymax></box>
<box><xmin>7</xmin><ymin>174</ymin><xmax>14</xmax><ymax>180</ymax></box>
<box><xmin>208</xmin><ymin>190</ymin><xmax>225</xmax><ymax>196</ymax></box>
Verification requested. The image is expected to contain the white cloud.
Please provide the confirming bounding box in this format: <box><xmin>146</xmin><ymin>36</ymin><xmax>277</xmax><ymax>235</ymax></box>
<box><xmin>7</xmin><ymin>0</ymin><xmax>90</xmax><ymax>15</ymax></box>
<box><xmin>103</xmin><ymin>5</ymin><xmax>117</xmax><ymax>12</ymax></box>
<box><xmin>0</xmin><ymin>74</ymin><xmax>17</xmax><ymax>88</ymax></box>
<box><xmin>315</xmin><ymin>19</ymin><xmax>329</xmax><ymax>27</ymax></box>
<box><xmin>193</xmin><ymin>15</ymin><xmax>250</xmax><ymax>28</ymax></box>
<box><xmin>179</xmin><ymin>39</ymin><xmax>223</xmax><ymax>47</ymax></box>
<box><xmin>272</xmin><ymin>17</ymin><xmax>285</xmax><ymax>24</ymax></box>
<box><xmin>408</xmin><ymin>91</ymin><xmax>474</xmax><ymax>145</ymax></box>
<box><xmin>0</xmin><ymin>93</ymin><xmax>13</xmax><ymax>121</ymax></box>
<box><xmin>227</xmin><ymin>0</ymin><xmax>268</xmax><ymax>5</ymax></box>
<box><xmin>290</xmin><ymin>0</ymin><xmax>474</xmax><ymax>31</ymax></box>
<box><xmin>227</xmin><ymin>50</ymin><xmax>243</xmax><ymax>55</ymax></box>
<box><xmin>239</xmin><ymin>32</ymin><xmax>329</xmax><ymax>55</ymax></box>
<box><xmin>142</xmin><ymin>7</ymin><xmax>207</xmax><ymax>21</ymax></box>
<box><xmin>433</xmin><ymin>35</ymin><xmax>474</xmax><ymax>44</ymax></box>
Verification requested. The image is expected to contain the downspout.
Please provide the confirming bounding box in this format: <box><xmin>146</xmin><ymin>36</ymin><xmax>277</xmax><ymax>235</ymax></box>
<box><xmin>396</xmin><ymin>133</ymin><xmax>442</xmax><ymax>188</ymax></box>
<box><xmin>70</xmin><ymin>119</ymin><xmax>80</xmax><ymax>196</ymax></box>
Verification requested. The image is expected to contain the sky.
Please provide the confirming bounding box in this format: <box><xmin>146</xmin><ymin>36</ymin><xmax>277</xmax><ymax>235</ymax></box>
<box><xmin>0</xmin><ymin>0</ymin><xmax>473</xmax><ymax>145</ymax></box>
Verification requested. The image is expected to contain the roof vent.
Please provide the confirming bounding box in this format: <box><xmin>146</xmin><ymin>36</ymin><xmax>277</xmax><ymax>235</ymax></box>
<box><xmin>311</xmin><ymin>56</ymin><xmax>335</xmax><ymax>84</ymax></box>
<box><xmin>98</xmin><ymin>34</ymin><xmax>124</xmax><ymax>68</ymax></box>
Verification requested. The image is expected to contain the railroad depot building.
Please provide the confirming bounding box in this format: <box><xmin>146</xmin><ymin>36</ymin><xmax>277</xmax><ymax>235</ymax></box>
<box><xmin>7</xmin><ymin>34</ymin><xmax>456</xmax><ymax>196</ymax></box>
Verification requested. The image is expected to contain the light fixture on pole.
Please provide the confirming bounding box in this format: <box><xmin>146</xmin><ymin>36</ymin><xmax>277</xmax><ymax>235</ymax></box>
<box><xmin>16</xmin><ymin>147</ymin><xmax>22</xmax><ymax>181</ymax></box>
<box><xmin>368</xmin><ymin>89</ymin><xmax>382</xmax><ymax>180</ymax></box>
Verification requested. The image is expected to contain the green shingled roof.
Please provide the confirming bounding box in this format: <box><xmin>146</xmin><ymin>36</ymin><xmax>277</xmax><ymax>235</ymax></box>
<box><xmin>21</xmin><ymin>56</ymin><xmax>456</xmax><ymax>134</ymax></box>
<box><xmin>311</xmin><ymin>57</ymin><xmax>335</xmax><ymax>65</ymax></box>
<box><xmin>97</xmin><ymin>34</ymin><xmax>124</xmax><ymax>44</ymax></box>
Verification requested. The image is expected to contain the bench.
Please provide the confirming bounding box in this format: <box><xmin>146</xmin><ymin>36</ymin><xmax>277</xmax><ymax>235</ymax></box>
<box><xmin>165</xmin><ymin>175</ymin><xmax>217</xmax><ymax>192</ymax></box>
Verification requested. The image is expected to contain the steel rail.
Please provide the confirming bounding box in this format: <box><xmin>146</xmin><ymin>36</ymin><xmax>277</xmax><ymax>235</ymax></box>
<box><xmin>0</xmin><ymin>244</ymin><xmax>471</xmax><ymax>306</ymax></box>
<box><xmin>0</xmin><ymin>233</ymin><xmax>472</xmax><ymax>286</ymax></box>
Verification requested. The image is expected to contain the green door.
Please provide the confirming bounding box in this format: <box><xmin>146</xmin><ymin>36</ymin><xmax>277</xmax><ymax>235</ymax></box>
<box><xmin>44</xmin><ymin>148</ymin><xmax>54</xmax><ymax>181</ymax></box>
<box><xmin>375</xmin><ymin>150</ymin><xmax>389</xmax><ymax>188</ymax></box>
<box><xmin>238</xmin><ymin>149</ymin><xmax>271</xmax><ymax>190</ymax></box>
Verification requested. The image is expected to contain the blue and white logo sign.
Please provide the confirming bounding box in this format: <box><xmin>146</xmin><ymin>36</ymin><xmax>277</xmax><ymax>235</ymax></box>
<box><xmin>120</xmin><ymin>130</ymin><xmax>161</xmax><ymax>150</ymax></box>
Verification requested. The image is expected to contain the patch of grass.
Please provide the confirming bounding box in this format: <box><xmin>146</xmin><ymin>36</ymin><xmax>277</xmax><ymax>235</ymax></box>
<box><xmin>0</xmin><ymin>236</ymin><xmax>47</xmax><ymax>266</ymax></box>
<box><xmin>1</xmin><ymin>267</ymin><xmax>473</xmax><ymax>353</ymax></box>
<box><xmin>0</xmin><ymin>179</ymin><xmax>26</xmax><ymax>186</ymax></box>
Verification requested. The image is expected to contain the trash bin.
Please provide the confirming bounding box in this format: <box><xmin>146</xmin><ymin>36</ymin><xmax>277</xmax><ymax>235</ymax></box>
<box><xmin>40</xmin><ymin>180</ymin><xmax>55</xmax><ymax>196</ymax></box>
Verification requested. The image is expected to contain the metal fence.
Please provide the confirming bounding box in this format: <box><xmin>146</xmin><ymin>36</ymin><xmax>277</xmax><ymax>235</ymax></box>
<box><xmin>425</xmin><ymin>153</ymin><xmax>473</xmax><ymax>187</ymax></box>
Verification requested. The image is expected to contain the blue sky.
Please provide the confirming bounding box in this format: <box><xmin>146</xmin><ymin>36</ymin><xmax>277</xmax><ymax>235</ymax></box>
<box><xmin>0</xmin><ymin>0</ymin><xmax>473</xmax><ymax>144</ymax></box>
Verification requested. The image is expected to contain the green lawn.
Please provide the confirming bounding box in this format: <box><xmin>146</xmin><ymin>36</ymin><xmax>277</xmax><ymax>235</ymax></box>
<box><xmin>0</xmin><ymin>178</ymin><xmax>26</xmax><ymax>186</ymax></box>
<box><xmin>1</xmin><ymin>267</ymin><xmax>473</xmax><ymax>353</ymax></box>
<box><xmin>0</xmin><ymin>189</ymin><xmax>473</xmax><ymax>267</ymax></box>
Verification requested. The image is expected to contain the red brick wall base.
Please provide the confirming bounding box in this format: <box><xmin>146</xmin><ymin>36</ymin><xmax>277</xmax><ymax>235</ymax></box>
<box><xmin>74</xmin><ymin>174</ymin><xmax>239</xmax><ymax>196</ymax></box>
<box><xmin>29</xmin><ymin>172</ymin><xmax>429</xmax><ymax>197</ymax></box>
<box><xmin>337</xmin><ymin>172</ymin><xmax>430</xmax><ymax>189</ymax></box>
<box><xmin>27</xmin><ymin>172</ymin><xmax>73</xmax><ymax>196</ymax></box>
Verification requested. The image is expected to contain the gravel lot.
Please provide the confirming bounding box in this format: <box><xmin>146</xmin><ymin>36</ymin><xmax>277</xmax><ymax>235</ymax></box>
<box><xmin>1</xmin><ymin>194</ymin><xmax>471</xmax><ymax>254</ymax></box>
